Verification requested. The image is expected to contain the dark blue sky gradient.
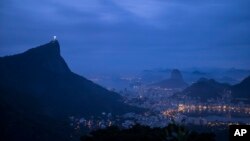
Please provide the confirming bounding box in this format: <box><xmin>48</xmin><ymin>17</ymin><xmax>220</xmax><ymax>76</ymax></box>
<box><xmin>1</xmin><ymin>0</ymin><xmax>250</xmax><ymax>73</ymax></box>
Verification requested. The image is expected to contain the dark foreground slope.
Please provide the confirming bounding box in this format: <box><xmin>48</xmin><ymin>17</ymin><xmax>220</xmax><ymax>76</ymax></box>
<box><xmin>0</xmin><ymin>40</ymin><xmax>139</xmax><ymax>141</ymax></box>
<box><xmin>0</xmin><ymin>87</ymin><xmax>70</xmax><ymax>141</ymax></box>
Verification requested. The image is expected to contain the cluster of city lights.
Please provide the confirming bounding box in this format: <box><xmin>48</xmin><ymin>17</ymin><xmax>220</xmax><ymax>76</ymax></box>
<box><xmin>177</xmin><ymin>104</ymin><xmax>250</xmax><ymax>114</ymax></box>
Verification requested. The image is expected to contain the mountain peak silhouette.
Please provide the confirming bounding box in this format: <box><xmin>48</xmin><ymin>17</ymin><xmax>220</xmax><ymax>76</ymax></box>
<box><xmin>153</xmin><ymin>69</ymin><xmax>188</xmax><ymax>89</ymax></box>
<box><xmin>0</xmin><ymin>40</ymin><xmax>138</xmax><ymax>118</ymax></box>
<box><xmin>25</xmin><ymin>40</ymin><xmax>60</xmax><ymax>56</ymax></box>
<box><xmin>1</xmin><ymin>40</ymin><xmax>71</xmax><ymax>74</ymax></box>
<box><xmin>170</xmin><ymin>69</ymin><xmax>183</xmax><ymax>81</ymax></box>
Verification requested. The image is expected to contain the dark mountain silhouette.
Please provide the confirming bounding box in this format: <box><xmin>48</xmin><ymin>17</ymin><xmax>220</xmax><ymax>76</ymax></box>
<box><xmin>0</xmin><ymin>40</ymin><xmax>140</xmax><ymax>141</ymax></box>
<box><xmin>0</xmin><ymin>40</ymin><xmax>138</xmax><ymax>117</ymax></box>
<box><xmin>175</xmin><ymin>76</ymin><xmax>250</xmax><ymax>102</ymax></box>
<box><xmin>152</xmin><ymin>69</ymin><xmax>188</xmax><ymax>89</ymax></box>
<box><xmin>232</xmin><ymin>76</ymin><xmax>250</xmax><ymax>99</ymax></box>
<box><xmin>179</xmin><ymin>78</ymin><xmax>231</xmax><ymax>100</ymax></box>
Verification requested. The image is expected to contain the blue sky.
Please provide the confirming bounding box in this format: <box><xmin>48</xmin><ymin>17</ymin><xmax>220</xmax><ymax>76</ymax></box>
<box><xmin>1</xmin><ymin>0</ymin><xmax>250</xmax><ymax>74</ymax></box>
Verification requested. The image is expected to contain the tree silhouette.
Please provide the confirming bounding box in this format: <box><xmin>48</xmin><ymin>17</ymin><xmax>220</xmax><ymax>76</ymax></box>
<box><xmin>81</xmin><ymin>123</ymin><xmax>215</xmax><ymax>141</ymax></box>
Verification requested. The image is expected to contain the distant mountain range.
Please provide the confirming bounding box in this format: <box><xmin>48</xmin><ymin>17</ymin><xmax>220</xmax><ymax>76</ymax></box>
<box><xmin>0</xmin><ymin>40</ymin><xmax>139</xmax><ymax>141</ymax></box>
<box><xmin>139</xmin><ymin>68</ymin><xmax>250</xmax><ymax>85</ymax></box>
<box><xmin>176</xmin><ymin>76</ymin><xmax>250</xmax><ymax>101</ymax></box>
<box><xmin>152</xmin><ymin>69</ymin><xmax>188</xmax><ymax>89</ymax></box>
<box><xmin>180</xmin><ymin>78</ymin><xmax>230</xmax><ymax>100</ymax></box>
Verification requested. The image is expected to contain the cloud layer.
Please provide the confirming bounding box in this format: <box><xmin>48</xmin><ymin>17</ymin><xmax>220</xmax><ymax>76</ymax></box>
<box><xmin>1</xmin><ymin>0</ymin><xmax>250</xmax><ymax>73</ymax></box>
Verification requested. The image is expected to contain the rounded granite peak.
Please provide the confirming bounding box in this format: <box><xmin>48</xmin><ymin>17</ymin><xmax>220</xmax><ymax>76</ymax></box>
<box><xmin>170</xmin><ymin>69</ymin><xmax>183</xmax><ymax>81</ymax></box>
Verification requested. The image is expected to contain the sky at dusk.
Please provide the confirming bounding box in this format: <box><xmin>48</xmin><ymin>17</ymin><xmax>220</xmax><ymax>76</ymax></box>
<box><xmin>1</xmin><ymin>0</ymin><xmax>250</xmax><ymax>74</ymax></box>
